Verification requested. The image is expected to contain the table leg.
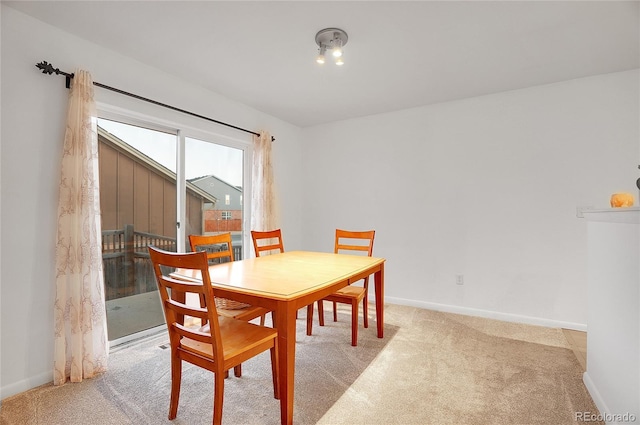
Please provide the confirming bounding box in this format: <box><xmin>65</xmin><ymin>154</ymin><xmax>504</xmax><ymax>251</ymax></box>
<box><xmin>375</xmin><ymin>263</ymin><xmax>385</xmax><ymax>338</ymax></box>
<box><xmin>275</xmin><ymin>301</ymin><xmax>297</xmax><ymax>425</ymax></box>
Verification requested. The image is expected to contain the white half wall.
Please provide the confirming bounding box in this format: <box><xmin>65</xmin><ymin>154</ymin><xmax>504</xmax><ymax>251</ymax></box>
<box><xmin>0</xmin><ymin>5</ymin><xmax>303</xmax><ymax>399</ymax></box>
<box><xmin>301</xmin><ymin>69</ymin><xmax>639</xmax><ymax>328</ymax></box>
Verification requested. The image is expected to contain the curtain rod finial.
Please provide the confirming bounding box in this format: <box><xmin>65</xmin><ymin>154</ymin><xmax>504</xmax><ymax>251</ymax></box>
<box><xmin>36</xmin><ymin>61</ymin><xmax>73</xmax><ymax>80</ymax></box>
<box><xmin>36</xmin><ymin>61</ymin><xmax>56</xmax><ymax>75</ymax></box>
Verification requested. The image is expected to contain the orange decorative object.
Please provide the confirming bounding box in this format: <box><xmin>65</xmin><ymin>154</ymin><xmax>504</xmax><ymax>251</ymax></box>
<box><xmin>610</xmin><ymin>193</ymin><xmax>635</xmax><ymax>208</ymax></box>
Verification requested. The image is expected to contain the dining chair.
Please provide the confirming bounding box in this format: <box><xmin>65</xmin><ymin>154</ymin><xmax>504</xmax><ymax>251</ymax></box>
<box><xmin>251</xmin><ymin>229</ymin><xmax>315</xmax><ymax>335</ymax></box>
<box><xmin>148</xmin><ymin>246</ymin><xmax>279</xmax><ymax>425</ymax></box>
<box><xmin>309</xmin><ymin>229</ymin><xmax>375</xmax><ymax>346</ymax></box>
<box><xmin>189</xmin><ymin>233</ymin><xmax>270</xmax><ymax>377</ymax></box>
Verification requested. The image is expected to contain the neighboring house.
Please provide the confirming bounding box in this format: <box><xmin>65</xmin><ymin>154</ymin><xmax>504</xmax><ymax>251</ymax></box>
<box><xmin>189</xmin><ymin>175</ymin><xmax>242</xmax><ymax>233</ymax></box>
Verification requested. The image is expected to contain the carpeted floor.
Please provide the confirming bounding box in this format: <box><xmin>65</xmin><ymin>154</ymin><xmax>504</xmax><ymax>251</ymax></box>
<box><xmin>0</xmin><ymin>304</ymin><xmax>602</xmax><ymax>425</ymax></box>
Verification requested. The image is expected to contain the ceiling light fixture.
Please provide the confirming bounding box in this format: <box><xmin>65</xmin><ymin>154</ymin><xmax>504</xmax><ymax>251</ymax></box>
<box><xmin>315</xmin><ymin>28</ymin><xmax>348</xmax><ymax>66</ymax></box>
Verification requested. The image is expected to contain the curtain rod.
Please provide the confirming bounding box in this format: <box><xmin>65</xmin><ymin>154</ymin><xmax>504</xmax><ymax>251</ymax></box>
<box><xmin>35</xmin><ymin>61</ymin><xmax>275</xmax><ymax>142</ymax></box>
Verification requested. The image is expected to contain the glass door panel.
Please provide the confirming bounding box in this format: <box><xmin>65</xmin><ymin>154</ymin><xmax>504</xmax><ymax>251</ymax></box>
<box><xmin>97</xmin><ymin>118</ymin><xmax>177</xmax><ymax>342</ymax></box>
<box><xmin>184</xmin><ymin>137</ymin><xmax>244</xmax><ymax>259</ymax></box>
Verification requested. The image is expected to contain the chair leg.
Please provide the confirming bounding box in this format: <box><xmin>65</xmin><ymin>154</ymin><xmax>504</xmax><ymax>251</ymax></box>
<box><xmin>351</xmin><ymin>299</ymin><xmax>359</xmax><ymax>347</ymax></box>
<box><xmin>213</xmin><ymin>370</ymin><xmax>225</xmax><ymax>425</ymax></box>
<box><xmin>318</xmin><ymin>300</ymin><xmax>325</xmax><ymax>326</ymax></box>
<box><xmin>259</xmin><ymin>314</ymin><xmax>266</xmax><ymax>326</ymax></box>
<box><xmin>169</xmin><ymin>354</ymin><xmax>182</xmax><ymax>420</ymax></box>
<box><xmin>333</xmin><ymin>301</ymin><xmax>338</xmax><ymax>322</ymax></box>
<box><xmin>306</xmin><ymin>303</ymin><xmax>314</xmax><ymax>335</ymax></box>
<box><xmin>363</xmin><ymin>294</ymin><xmax>369</xmax><ymax>329</ymax></box>
<box><xmin>270</xmin><ymin>345</ymin><xmax>280</xmax><ymax>399</ymax></box>
<box><xmin>271</xmin><ymin>311</ymin><xmax>277</xmax><ymax>327</ymax></box>
<box><xmin>234</xmin><ymin>364</ymin><xmax>242</xmax><ymax>377</ymax></box>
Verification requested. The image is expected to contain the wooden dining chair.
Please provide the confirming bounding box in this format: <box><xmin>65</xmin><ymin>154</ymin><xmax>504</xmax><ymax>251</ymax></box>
<box><xmin>189</xmin><ymin>233</ymin><xmax>270</xmax><ymax>377</ymax></box>
<box><xmin>309</xmin><ymin>229</ymin><xmax>375</xmax><ymax>346</ymax></box>
<box><xmin>148</xmin><ymin>246</ymin><xmax>279</xmax><ymax>425</ymax></box>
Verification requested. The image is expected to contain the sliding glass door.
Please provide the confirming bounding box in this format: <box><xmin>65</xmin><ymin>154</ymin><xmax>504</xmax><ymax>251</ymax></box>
<box><xmin>97</xmin><ymin>118</ymin><xmax>178</xmax><ymax>342</ymax></box>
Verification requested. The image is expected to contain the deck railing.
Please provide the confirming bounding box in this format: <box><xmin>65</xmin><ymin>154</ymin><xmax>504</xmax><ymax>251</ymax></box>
<box><xmin>102</xmin><ymin>225</ymin><xmax>242</xmax><ymax>300</ymax></box>
<box><xmin>102</xmin><ymin>225</ymin><xmax>177</xmax><ymax>300</ymax></box>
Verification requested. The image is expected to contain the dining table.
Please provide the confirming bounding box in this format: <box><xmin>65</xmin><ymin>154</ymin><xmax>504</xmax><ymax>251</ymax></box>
<box><xmin>173</xmin><ymin>250</ymin><xmax>385</xmax><ymax>425</ymax></box>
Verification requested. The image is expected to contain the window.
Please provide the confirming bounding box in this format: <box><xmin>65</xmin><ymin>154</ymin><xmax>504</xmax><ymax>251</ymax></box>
<box><xmin>222</xmin><ymin>211</ymin><xmax>232</xmax><ymax>220</ymax></box>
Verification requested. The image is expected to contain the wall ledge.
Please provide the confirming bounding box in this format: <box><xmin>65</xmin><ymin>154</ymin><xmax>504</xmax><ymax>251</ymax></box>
<box><xmin>582</xmin><ymin>207</ymin><xmax>640</xmax><ymax>224</ymax></box>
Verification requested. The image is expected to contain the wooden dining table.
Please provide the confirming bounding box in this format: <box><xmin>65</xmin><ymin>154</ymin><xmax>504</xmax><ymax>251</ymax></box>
<box><xmin>173</xmin><ymin>250</ymin><xmax>385</xmax><ymax>425</ymax></box>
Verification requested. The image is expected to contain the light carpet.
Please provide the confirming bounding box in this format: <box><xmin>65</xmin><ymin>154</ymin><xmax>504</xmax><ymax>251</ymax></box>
<box><xmin>0</xmin><ymin>304</ymin><xmax>601</xmax><ymax>425</ymax></box>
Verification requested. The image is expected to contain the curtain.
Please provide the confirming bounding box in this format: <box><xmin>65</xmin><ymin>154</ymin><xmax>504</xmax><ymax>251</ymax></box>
<box><xmin>251</xmin><ymin>131</ymin><xmax>277</xmax><ymax>231</ymax></box>
<box><xmin>53</xmin><ymin>70</ymin><xmax>108</xmax><ymax>385</ymax></box>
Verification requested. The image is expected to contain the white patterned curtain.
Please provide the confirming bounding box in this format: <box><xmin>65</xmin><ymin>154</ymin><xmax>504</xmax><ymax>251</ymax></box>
<box><xmin>251</xmin><ymin>131</ymin><xmax>277</xmax><ymax>231</ymax></box>
<box><xmin>53</xmin><ymin>70</ymin><xmax>108</xmax><ymax>385</ymax></box>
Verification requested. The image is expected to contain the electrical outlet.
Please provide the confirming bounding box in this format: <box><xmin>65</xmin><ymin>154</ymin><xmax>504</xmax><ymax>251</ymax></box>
<box><xmin>456</xmin><ymin>274</ymin><xmax>464</xmax><ymax>285</ymax></box>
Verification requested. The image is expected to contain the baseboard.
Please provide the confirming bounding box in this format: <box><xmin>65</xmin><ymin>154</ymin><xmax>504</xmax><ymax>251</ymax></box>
<box><xmin>379</xmin><ymin>295</ymin><xmax>587</xmax><ymax>332</ymax></box>
<box><xmin>1</xmin><ymin>370</ymin><xmax>51</xmax><ymax>401</ymax></box>
<box><xmin>581</xmin><ymin>372</ymin><xmax>636</xmax><ymax>425</ymax></box>
<box><xmin>582</xmin><ymin>372</ymin><xmax>608</xmax><ymax>418</ymax></box>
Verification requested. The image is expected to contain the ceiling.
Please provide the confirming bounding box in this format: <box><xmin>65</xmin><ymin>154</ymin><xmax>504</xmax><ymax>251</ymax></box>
<box><xmin>6</xmin><ymin>1</ymin><xmax>639</xmax><ymax>127</ymax></box>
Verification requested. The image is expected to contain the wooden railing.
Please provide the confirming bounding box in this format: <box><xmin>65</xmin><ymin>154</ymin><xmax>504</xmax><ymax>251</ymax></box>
<box><xmin>102</xmin><ymin>225</ymin><xmax>243</xmax><ymax>301</ymax></box>
<box><xmin>102</xmin><ymin>225</ymin><xmax>176</xmax><ymax>300</ymax></box>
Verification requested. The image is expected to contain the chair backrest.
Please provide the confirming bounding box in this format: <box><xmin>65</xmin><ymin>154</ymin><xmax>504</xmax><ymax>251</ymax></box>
<box><xmin>251</xmin><ymin>229</ymin><xmax>285</xmax><ymax>257</ymax></box>
<box><xmin>334</xmin><ymin>229</ymin><xmax>375</xmax><ymax>257</ymax></box>
<box><xmin>148</xmin><ymin>246</ymin><xmax>224</xmax><ymax>367</ymax></box>
<box><xmin>189</xmin><ymin>233</ymin><xmax>235</xmax><ymax>263</ymax></box>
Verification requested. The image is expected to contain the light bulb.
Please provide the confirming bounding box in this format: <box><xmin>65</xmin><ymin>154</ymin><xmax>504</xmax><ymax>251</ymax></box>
<box><xmin>332</xmin><ymin>35</ymin><xmax>343</xmax><ymax>57</ymax></box>
<box><xmin>335</xmin><ymin>55</ymin><xmax>344</xmax><ymax>66</ymax></box>
<box><xmin>316</xmin><ymin>45</ymin><xmax>326</xmax><ymax>64</ymax></box>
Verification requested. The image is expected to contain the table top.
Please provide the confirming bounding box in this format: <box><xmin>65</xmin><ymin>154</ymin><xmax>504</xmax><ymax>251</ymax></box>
<box><xmin>172</xmin><ymin>250</ymin><xmax>385</xmax><ymax>301</ymax></box>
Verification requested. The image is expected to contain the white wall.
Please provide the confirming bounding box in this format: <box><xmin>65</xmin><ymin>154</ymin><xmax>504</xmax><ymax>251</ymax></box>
<box><xmin>0</xmin><ymin>5</ymin><xmax>303</xmax><ymax>399</ymax></box>
<box><xmin>301</xmin><ymin>69</ymin><xmax>639</xmax><ymax>328</ymax></box>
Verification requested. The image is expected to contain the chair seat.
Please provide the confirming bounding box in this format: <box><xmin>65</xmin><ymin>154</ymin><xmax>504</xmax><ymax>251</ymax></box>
<box><xmin>181</xmin><ymin>316</ymin><xmax>278</xmax><ymax>362</ymax></box>
<box><xmin>324</xmin><ymin>285</ymin><xmax>366</xmax><ymax>302</ymax></box>
<box><xmin>217</xmin><ymin>305</ymin><xmax>271</xmax><ymax>322</ymax></box>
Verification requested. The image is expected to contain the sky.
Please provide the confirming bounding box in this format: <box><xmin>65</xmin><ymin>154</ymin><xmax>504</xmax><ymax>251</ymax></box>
<box><xmin>97</xmin><ymin>118</ymin><xmax>243</xmax><ymax>187</ymax></box>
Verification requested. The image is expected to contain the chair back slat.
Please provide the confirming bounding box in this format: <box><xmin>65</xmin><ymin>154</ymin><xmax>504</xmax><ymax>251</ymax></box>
<box><xmin>173</xmin><ymin>323</ymin><xmax>212</xmax><ymax>344</ymax></box>
<box><xmin>165</xmin><ymin>298</ymin><xmax>209</xmax><ymax>321</ymax></box>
